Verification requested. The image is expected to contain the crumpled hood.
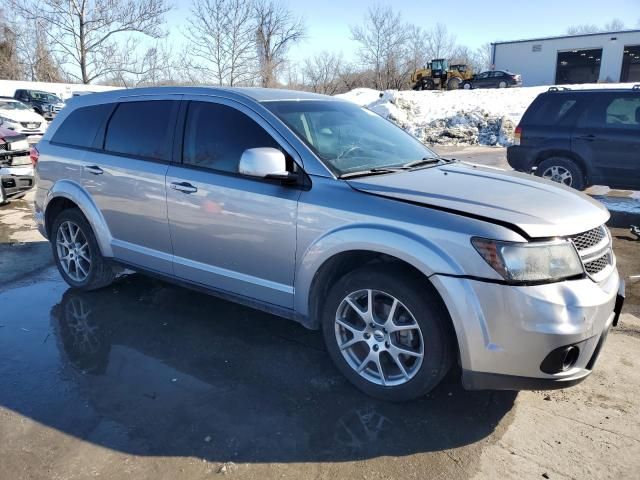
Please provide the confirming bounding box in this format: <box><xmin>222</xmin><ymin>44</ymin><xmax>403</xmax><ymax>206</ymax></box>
<box><xmin>347</xmin><ymin>162</ymin><xmax>609</xmax><ymax>238</ymax></box>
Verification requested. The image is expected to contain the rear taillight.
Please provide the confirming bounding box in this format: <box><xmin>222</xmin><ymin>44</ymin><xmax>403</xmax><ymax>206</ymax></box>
<box><xmin>30</xmin><ymin>146</ymin><xmax>39</xmax><ymax>166</ymax></box>
<box><xmin>514</xmin><ymin>126</ymin><xmax>522</xmax><ymax>145</ymax></box>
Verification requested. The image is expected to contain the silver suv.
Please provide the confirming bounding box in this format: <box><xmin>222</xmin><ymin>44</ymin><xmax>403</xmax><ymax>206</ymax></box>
<box><xmin>33</xmin><ymin>87</ymin><xmax>624</xmax><ymax>401</ymax></box>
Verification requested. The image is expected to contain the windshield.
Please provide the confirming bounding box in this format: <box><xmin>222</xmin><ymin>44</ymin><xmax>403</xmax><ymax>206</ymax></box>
<box><xmin>265</xmin><ymin>100</ymin><xmax>437</xmax><ymax>176</ymax></box>
<box><xmin>30</xmin><ymin>91</ymin><xmax>63</xmax><ymax>103</ymax></box>
<box><xmin>0</xmin><ymin>100</ymin><xmax>31</xmax><ymax>111</ymax></box>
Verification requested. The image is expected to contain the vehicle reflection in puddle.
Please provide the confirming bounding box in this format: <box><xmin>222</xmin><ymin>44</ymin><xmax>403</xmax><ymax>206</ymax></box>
<box><xmin>0</xmin><ymin>271</ymin><xmax>516</xmax><ymax>462</ymax></box>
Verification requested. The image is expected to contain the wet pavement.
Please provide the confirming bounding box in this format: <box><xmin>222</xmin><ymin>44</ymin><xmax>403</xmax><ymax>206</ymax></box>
<box><xmin>0</xmin><ymin>268</ymin><xmax>516</xmax><ymax>468</ymax></box>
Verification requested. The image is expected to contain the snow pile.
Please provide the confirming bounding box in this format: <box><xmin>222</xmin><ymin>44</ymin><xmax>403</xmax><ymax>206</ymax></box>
<box><xmin>337</xmin><ymin>83</ymin><xmax>638</xmax><ymax>147</ymax></box>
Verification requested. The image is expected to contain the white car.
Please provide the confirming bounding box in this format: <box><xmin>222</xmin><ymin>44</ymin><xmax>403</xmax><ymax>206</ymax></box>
<box><xmin>0</xmin><ymin>98</ymin><xmax>48</xmax><ymax>143</ymax></box>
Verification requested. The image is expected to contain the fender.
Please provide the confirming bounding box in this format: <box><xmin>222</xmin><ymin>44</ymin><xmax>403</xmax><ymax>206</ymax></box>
<box><xmin>45</xmin><ymin>180</ymin><xmax>114</xmax><ymax>257</ymax></box>
<box><xmin>294</xmin><ymin>223</ymin><xmax>466</xmax><ymax>319</ymax></box>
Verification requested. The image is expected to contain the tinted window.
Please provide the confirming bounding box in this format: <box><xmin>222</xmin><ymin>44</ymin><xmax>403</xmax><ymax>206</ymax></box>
<box><xmin>104</xmin><ymin>101</ymin><xmax>178</xmax><ymax>161</ymax></box>
<box><xmin>578</xmin><ymin>94</ymin><xmax>640</xmax><ymax>129</ymax></box>
<box><xmin>183</xmin><ymin>102</ymin><xmax>280</xmax><ymax>173</ymax></box>
<box><xmin>524</xmin><ymin>95</ymin><xmax>579</xmax><ymax>126</ymax></box>
<box><xmin>606</xmin><ymin>96</ymin><xmax>640</xmax><ymax>127</ymax></box>
<box><xmin>52</xmin><ymin>104</ymin><xmax>113</xmax><ymax>148</ymax></box>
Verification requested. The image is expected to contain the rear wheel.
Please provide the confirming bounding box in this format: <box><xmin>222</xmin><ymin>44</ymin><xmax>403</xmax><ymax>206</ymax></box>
<box><xmin>322</xmin><ymin>265</ymin><xmax>455</xmax><ymax>401</ymax></box>
<box><xmin>51</xmin><ymin>208</ymin><xmax>116</xmax><ymax>290</ymax></box>
<box><xmin>536</xmin><ymin>157</ymin><xmax>586</xmax><ymax>191</ymax></box>
<box><xmin>498</xmin><ymin>80</ymin><xmax>508</xmax><ymax>88</ymax></box>
<box><xmin>462</xmin><ymin>81</ymin><xmax>472</xmax><ymax>90</ymax></box>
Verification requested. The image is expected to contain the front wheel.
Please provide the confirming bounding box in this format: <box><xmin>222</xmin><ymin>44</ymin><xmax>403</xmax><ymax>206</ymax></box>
<box><xmin>51</xmin><ymin>208</ymin><xmax>116</xmax><ymax>290</ymax></box>
<box><xmin>322</xmin><ymin>265</ymin><xmax>455</xmax><ymax>401</ymax></box>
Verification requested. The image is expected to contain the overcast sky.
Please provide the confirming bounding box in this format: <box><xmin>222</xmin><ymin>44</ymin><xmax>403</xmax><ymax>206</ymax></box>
<box><xmin>168</xmin><ymin>0</ymin><xmax>640</xmax><ymax>63</ymax></box>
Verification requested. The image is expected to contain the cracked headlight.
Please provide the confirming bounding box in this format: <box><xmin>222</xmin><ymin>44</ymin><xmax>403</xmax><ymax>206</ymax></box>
<box><xmin>472</xmin><ymin>237</ymin><xmax>584</xmax><ymax>283</ymax></box>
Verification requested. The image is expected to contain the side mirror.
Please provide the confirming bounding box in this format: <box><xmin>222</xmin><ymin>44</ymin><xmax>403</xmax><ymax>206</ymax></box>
<box><xmin>239</xmin><ymin>147</ymin><xmax>298</xmax><ymax>183</ymax></box>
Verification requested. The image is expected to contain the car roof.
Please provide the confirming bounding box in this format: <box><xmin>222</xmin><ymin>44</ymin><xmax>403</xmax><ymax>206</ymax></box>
<box><xmin>544</xmin><ymin>87</ymin><xmax>640</xmax><ymax>95</ymax></box>
<box><xmin>63</xmin><ymin>86</ymin><xmax>343</xmax><ymax>107</ymax></box>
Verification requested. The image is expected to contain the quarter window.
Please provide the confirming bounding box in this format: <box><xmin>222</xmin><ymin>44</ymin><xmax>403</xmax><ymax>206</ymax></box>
<box><xmin>104</xmin><ymin>101</ymin><xmax>178</xmax><ymax>161</ymax></box>
<box><xmin>182</xmin><ymin>102</ymin><xmax>281</xmax><ymax>173</ymax></box>
<box><xmin>51</xmin><ymin>103</ymin><xmax>114</xmax><ymax>148</ymax></box>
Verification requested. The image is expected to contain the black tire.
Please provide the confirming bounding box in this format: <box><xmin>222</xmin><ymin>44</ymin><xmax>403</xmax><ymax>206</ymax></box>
<box><xmin>498</xmin><ymin>80</ymin><xmax>507</xmax><ymax>88</ymax></box>
<box><xmin>462</xmin><ymin>81</ymin><xmax>473</xmax><ymax>90</ymax></box>
<box><xmin>414</xmin><ymin>82</ymin><xmax>423</xmax><ymax>91</ymax></box>
<box><xmin>322</xmin><ymin>265</ymin><xmax>455</xmax><ymax>401</ymax></box>
<box><xmin>423</xmin><ymin>79</ymin><xmax>435</xmax><ymax>90</ymax></box>
<box><xmin>51</xmin><ymin>208</ymin><xmax>116</xmax><ymax>290</ymax></box>
<box><xmin>535</xmin><ymin>157</ymin><xmax>586</xmax><ymax>191</ymax></box>
<box><xmin>447</xmin><ymin>77</ymin><xmax>461</xmax><ymax>90</ymax></box>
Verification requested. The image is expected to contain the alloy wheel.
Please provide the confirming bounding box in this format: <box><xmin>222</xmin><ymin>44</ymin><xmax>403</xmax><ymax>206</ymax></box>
<box><xmin>334</xmin><ymin>289</ymin><xmax>424</xmax><ymax>387</ymax></box>
<box><xmin>56</xmin><ymin>220</ymin><xmax>92</xmax><ymax>282</ymax></box>
<box><xmin>542</xmin><ymin>165</ymin><xmax>573</xmax><ymax>186</ymax></box>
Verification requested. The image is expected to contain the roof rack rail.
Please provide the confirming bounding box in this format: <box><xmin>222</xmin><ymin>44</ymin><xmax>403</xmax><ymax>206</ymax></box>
<box><xmin>548</xmin><ymin>87</ymin><xmax>571</xmax><ymax>92</ymax></box>
<box><xmin>633</xmin><ymin>84</ymin><xmax>640</xmax><ymax>90</ymax></box>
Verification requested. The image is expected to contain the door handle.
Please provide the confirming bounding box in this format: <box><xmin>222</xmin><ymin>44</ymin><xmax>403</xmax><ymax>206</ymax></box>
<box><xmin>170</xmin><ymin>181</ymin><xmax>198</xmax><ymax>194</ymax></box>
<box><xmin>576</xmin><ymin>134</ymin><xmax>596</xmax><ymax>141</ymax></box>
<box><xmin>85</xmin><ymin>165</ymin><xmax>103</xmax><ymax>175</ymax></box>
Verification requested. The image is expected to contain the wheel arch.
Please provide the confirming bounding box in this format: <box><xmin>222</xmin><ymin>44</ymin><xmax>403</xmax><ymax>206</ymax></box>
<box><xmin>44</xmin><ymin>180</ymin><xmax>113</xmax><ymax>257</ymax></box>
<box><xmin>534</xmin><ymin>149</ymin><xmax>591</xmax><ymax>178</ymax></box>
<box><xmin>298</xmin><ymin>241</ymin><xmax>464</xmax><ymax>370</ymax></box>
<box><xmin>295</xmin><ymin>225</ymin><xmax>463</xmax><ymax>327</ymax></box>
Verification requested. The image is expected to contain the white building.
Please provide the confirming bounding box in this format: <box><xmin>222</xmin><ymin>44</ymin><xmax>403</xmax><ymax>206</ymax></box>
<box><xmin>492</xmin><ymin>30</ymin><xmax>640</xmax><ymax>86</ymax></box>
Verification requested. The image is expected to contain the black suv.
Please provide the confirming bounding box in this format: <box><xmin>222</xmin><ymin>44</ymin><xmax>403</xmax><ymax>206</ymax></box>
<box><xmin>508</xmin><ymin>86</ymin><xmax>640</xmax><ymax>191</ymax></box>
<box><xmin>13</xmin><ymin>89</ymin><xmax>66</xmax><ymax>121</ymax></box>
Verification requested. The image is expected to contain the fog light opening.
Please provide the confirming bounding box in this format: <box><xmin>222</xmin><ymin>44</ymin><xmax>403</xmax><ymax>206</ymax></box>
<box><xmin>561</xmin><ymin>346</ymin><xmax>580</xmax><ymax>371</ymax></box>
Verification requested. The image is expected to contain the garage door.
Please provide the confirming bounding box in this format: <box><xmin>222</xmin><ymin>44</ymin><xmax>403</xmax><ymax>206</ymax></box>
<box><xmin>621</xmin><ymin>45</ymin><xmax>640</xmax><ymax>82</ymax></box>
<box><xmin>555</xmin><ymin>48</ymin><xmax>602</xmax><ymax>84</ymax></box>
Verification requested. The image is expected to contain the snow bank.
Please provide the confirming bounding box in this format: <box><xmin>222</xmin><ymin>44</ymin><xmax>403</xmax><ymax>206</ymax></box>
<box><xmin>337</xmin><ymin>83</ymin><xmax>638</xmax><ymax>147</ymax></box>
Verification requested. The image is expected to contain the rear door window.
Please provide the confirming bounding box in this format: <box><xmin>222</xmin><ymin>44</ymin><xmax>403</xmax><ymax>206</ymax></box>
<box><xmin>51</xmin><ymin>103</ymin><xmax>114</xmax><ymax>148</ymax></box>
<box><xmin>104</xmin><ymin>100</ymin><xmax>178</xmax><ymax>161</ymax></box>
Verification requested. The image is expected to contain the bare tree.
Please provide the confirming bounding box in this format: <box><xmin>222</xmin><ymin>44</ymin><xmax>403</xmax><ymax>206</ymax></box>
<box><xmin>12</xmin><ymin>0</ymin><xmax>171</xmax><ymax>84</ymax></box>
<box><xmin>184</xmin><ymin>0</ymin><xmax>256</xmax><ymax>86</ymax></box>
<box><xmin>350</xmin><ymin>4</ymin><xmax>410</xmax><ymax>89</ymax></box>
<box><xmin>424</xmin><ymin>23</ymin><xmax>456</xmax><ymax>60</ymax></box>
<box><xmin>476</xmin><ymin>42</ymin><xmax>493</xmax><ymax>71</ymax></box>
<box><xmin>603</xmin><ymin>18</ymin><xmax>625</xmax><ymax>31</ymax></box>
<box><xmin>405</xmin><ymin>24</ymin><xmax>429</xmax><ymax>74</ymax></box>
<box><xmin>303</xmin><ymin>51</ymin><xmax>344</xmax><ymax>95</ymax></box>
<box><xmin>0</xmin><ymin>10</ymin><xmax>21</xmax><ymax>80</ymax></box>
<box><xmin>254</xmin><ymin>0</ymin><xmax>305</xmax><ymax>87</ymax></box>
<box><xmin>567</xmin><ymin>19</ymin><xmax>625</xmax><ymax>35</ymax></box>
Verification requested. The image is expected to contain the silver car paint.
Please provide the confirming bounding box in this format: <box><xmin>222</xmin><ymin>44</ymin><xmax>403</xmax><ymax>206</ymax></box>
<box><xmin>34</xmin><ymin>86</ymin><xmax>620</xmax><ymax>386</ymax></box>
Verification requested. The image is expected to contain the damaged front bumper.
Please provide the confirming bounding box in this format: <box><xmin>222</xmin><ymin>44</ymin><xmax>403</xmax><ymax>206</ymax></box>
<box><xmin>0</xmin><ymin>145</ymin><xmax>34</xmax><ymax>202</ymax></box>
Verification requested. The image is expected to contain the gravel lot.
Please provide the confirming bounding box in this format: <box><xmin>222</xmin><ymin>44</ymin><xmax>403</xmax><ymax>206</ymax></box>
<box><xmin>0</xmin><ymin>151</ymin><xmax>639</xmax><ymax>479</ymax></box>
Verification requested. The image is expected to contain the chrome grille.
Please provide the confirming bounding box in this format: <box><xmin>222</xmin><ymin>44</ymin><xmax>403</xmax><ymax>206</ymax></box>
<box><xmin>0</xmin><ymin>143</ymin><xmax>6</xmax><ymax>151</ymax></box>
<box><xmin>570</xmin><ymin>226</ymin><xmax>606</xmax><ymax>252</ymax></box>
<box><xmin>569</xmin><ymin>225</ymin><xmax>612</xmax><ymax>278</ymax></box>
<box><xmin>584</xmin><ymin>253</ymin><xmax>611</xmax><ymax>275</ymax></box>
<box><xmin>20</xmin><ymin>122</ymin><xmax>41</xmax><ymax>129</ymax></box>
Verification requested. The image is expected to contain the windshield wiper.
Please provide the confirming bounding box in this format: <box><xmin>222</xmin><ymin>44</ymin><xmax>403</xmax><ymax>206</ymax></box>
<box><xmin>338</xmin><ymin>167</ymin><xmax>407</xmax><ymax>179</ymax></box>
<box><xmin>402</xmin><ymin>157</ymin><xmax>455</xmax><ymax>169</ymax></box>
